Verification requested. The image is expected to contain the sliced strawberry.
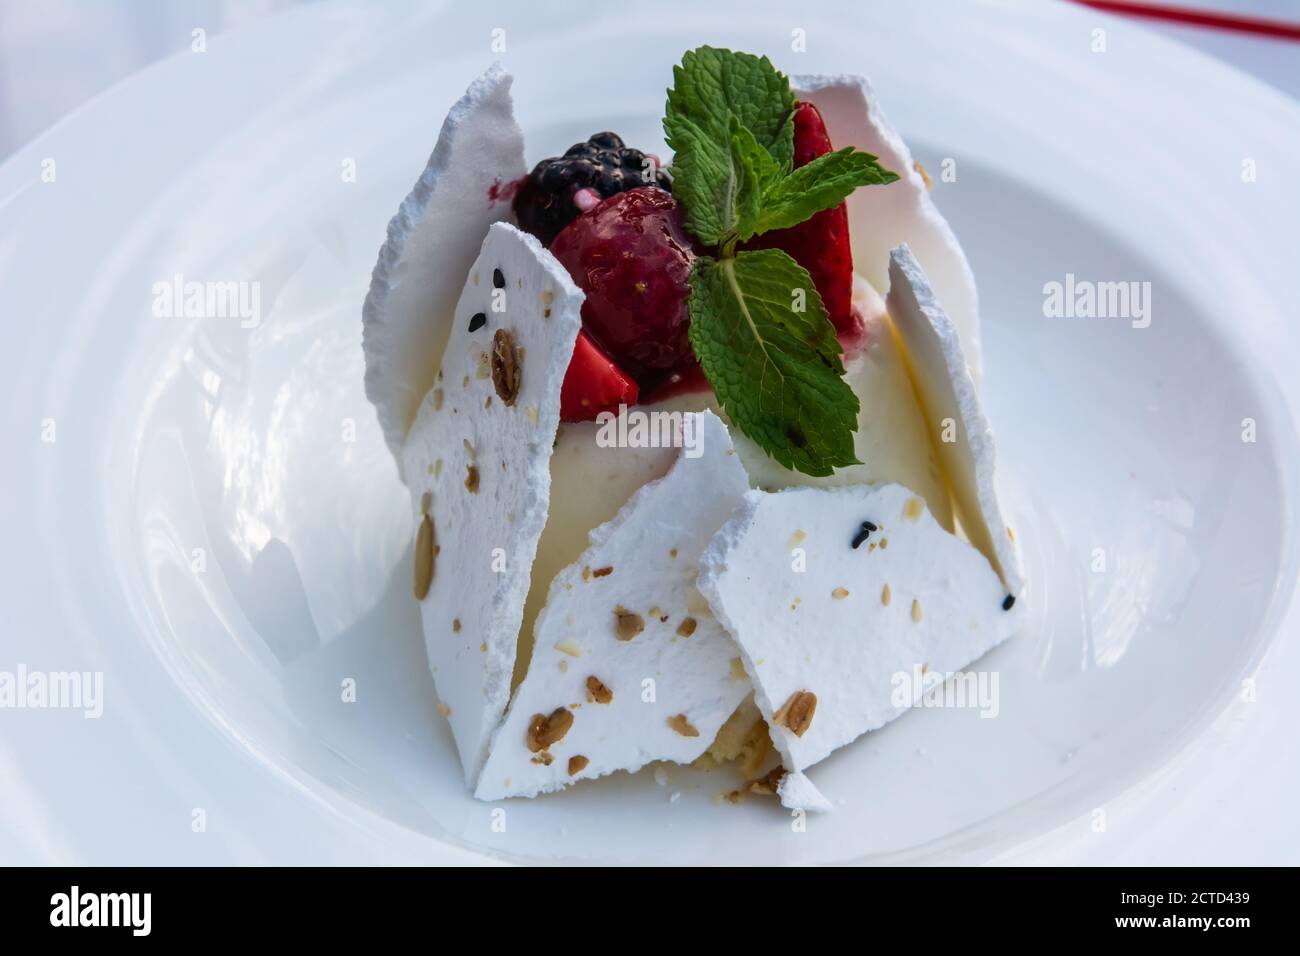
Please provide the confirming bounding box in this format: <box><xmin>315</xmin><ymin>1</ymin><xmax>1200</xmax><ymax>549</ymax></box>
<box><xmin>747</xmin><ymin>101</ymin><xmax>857</xmax><ymax>336</ymax></box>
<box><xmin>560</xmin><ymin>329</ymin><xmax>640</xmax><ymax>422</ymax></box>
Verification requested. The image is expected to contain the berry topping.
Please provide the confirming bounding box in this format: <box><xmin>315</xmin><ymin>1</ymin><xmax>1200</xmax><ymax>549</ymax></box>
<box><xmin>560</xmin><ymin>329</ymin><xmax>640</xmax><ymax>422</ymax></box>
<box><xmin>550</xmin><ymin>187</ymin><xmax>696</xmax><ymax>375</ymax></box>
<box><xmin>746</xmin><ymin>102</ymin><xmax>858</xmax><ymax>336</ymax></box>
<box><xmin>513</xmin><ymin>132</ymin><xmax>674</xmax><ymax>246</ymax></box>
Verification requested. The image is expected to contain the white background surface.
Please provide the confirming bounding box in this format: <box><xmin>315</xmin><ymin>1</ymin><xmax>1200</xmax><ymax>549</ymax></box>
<box><xmin>2</xmin><ymin>0</ymin><xmax>1299</xmax><ymax>161</ymax></box>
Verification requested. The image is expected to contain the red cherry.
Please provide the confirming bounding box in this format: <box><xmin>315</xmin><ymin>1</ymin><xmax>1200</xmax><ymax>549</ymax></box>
<box><xmin>549</xmin><ymin>187</ymin><xmax>695</xmax><ymax>376</ymax></box>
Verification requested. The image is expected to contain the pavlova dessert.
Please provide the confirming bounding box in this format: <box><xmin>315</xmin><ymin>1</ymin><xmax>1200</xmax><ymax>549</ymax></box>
<box><xmin>362</xmin><ymin>48</ymin><xmax>1023</xmax><ymax>811</ymax></box>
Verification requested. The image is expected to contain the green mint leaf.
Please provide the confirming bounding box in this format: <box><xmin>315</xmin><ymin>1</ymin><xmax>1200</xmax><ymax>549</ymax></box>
<box><xmin>666</xmin><ymin>46</ymin><xmax>795</xmax><ymax>168</ymax></box>
<box><xmin>729</xmin><ymin>116</ymin><xmax>781</xmax><ymax>242</ymax></box>
<box><xmin>750</xmin><ymin>147</ymin><xmax>900</xmax><ymax>237</ymax></box>
<box><xmin>665</xmin><ymin>47</ymin><xmax>795</xmax><ymax>243</ymax></box>
<box><xmin>664</xmin><ymin>115</ymin><xmax>733</xmax><ymax>245</ymax></box>
<box><xmin>689</xmin><ymin>250</ymin><xmax>860</xmax><ymax>477</ymax></box>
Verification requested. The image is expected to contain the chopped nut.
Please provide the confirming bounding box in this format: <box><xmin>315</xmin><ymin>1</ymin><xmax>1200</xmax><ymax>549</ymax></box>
<box><xmin>582</xmin><ymin>566</ymin><xmax>591</xmax><ymax>582</ymax></box>
<box><xmin>567</xmin><ymin>755</ymin><xmax>589</xmax><ymax>776</ymax></box>
<box><xmin>436</xmin><ymin>702</ymin><xmax>451</xmax><ymax>718</ymax></box>
<box><xmin>667</xmin><ymin>714</ymin><xmax>699</xmax><ymax>737</ymax></box>
<box><xmin>465</xmin><ymin>464</ymin><xmax>480</xmax><ymax>494</ymax></box>
<box><xmin>881</xmin><ymin>583</ymin><xmax>892</xmax><ymax>606</ymax></box>
<box><xmin>880</xmin><ymin>537</ymin><xmax>889</xmax><ymax>549</ymax></box>
<box><xmin>591</xmin><ymin>566</ymin><xmax>613</xmax><ymax>578</ymax></box>
<box><xmin>554</xmin><ymin>639</ymin><xmax>582</xmax><ymax>657</ymax></box>
<box><xmin>787</xmin><ymin>529</ymin><xmax>807</xmax><ymax>549</ymax></box>
<box><xmin>669</xmin><ymin>548</ymin><xmax>678</xmax><ymax>558</ymax></box>
<box><xmin>774</xmin><ymin>690</ymin><xmax>817</xmax><ymax>737</ymax></box>
<box><xmin>540</xmin><ymin>288</ymin><xmax>554</xmax><ymax>307</ymax></box>
<box><xmin>479</xmin><ymin>641</ymin><xmax>486</xmax><ymax>652</ymax></box>
<box><xmin>525</xmin><ymin>405</ymin><xmax>539</xmax><ymax>425</ymax></box>
<box><xmin>452</xmin><ymin>617</ymin><xmax>461</xmax><ymax>633</ymax></box>
<box><xmin>729</xmin><ymin>657</ymin><xmax>747</xmax><ymax>680</ymax></box>
<box><xmin>490</xmin><ymin>328</ymin><xmax>522</xmax><ymax>405</ymax></box>
<box><xmin>748</xmin><ymin>766</ymin><xmax>787</xmax><ymax>796</ymax></box>
<box><xmin>531</xmin><ymin>751</ymin><xmax>554</xmax><ymax>766</ymax></box>
<box><xmin>585</xmin><ymin>676</ymin><xmax>613</xmax><ymax>704</ymax></box>
<box><xmin>831</xmin><ymin>587</ymin><xmax>849</xmax><ymax>600</ymax></box>
<box><xmin>903</xmin><ymin>496</ymin><xmax>924</xmax><ymax>521</ymax></box>
<box><xmin>413</xmin><ymin>514</ymin><xmax>435</xmax><ymax>600</ymax></box>
<box><xmin>526</xmin><ymin>708</ymin><xmax>574</xmax><ymax>752</ymax></box>
<box><xmin>1007</xmin><ymin>525</ymin><xmax>1016</xmax><ymax>542</ymax></box>
<box><xmin>676</xmin><ymin>617</ymin><xmax>698</xmax><ymax>637</ymax></box>
<box><xmin>614</xmin><ymin>606</ymin><xmax>644</xmax><ymax>641</ymax></box>
<box><xmin>911</xmin><ymin>598</ymin><xmax>923</xmax><ymax>623</ymax></box>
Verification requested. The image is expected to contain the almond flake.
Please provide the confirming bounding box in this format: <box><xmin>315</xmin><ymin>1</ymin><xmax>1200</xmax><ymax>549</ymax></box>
<box><xmin>614</xmin><ymin>606</ymin><xmax>644</xmax><ymax>641</ymax></box>
<box><xmin>585</xmin><ymin>676</ymin><xmax>613</xmax><ymax>704</ymax></box>
<box><xmin>748</xmin><ymin>766</ymin><xmax>787</xmax><ymax>796</ymax></box>
<box><xmin>413</xmin><ymin>514</ymin><xmax>435</xmax><ymax>600</ymax></box>
<box><xmin>774</xmin><ymin>690</ymin><xmax>817</xmax><ymax>738</ymax></box>
<box><xmin>490</xmin><ymin>328</ymin><xmax>522</xmax><ymax>405</ymax></box>
<box><xmin>666</xmin><ymin>714</ymin><xmax>699</xmax><ymax>737</ymax></box>
<box><xmin>526</xmin><ymin>708</ymin><xmax>574</xmax><ymax>752</ymax></box>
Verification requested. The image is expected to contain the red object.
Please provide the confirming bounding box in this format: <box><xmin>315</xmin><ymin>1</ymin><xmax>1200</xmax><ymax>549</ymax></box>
<box><xmin>560</xmin><ymin>329</ymin><xmax>640</xmax><ymax>422</ymax></box>
<box><xmin>1070</xmin><ymin>1</ymin><xmax>1300</xmax><ymax>41</ymax></box>
<box><xmin>550</xmin><ymin>187</ymin><xmax>696</xmax><ymax>376</ymax></box>
<box><xmin>746</xmin><ymin>102</ymin><xmax>858</xmax><ymax>336</ymax></box>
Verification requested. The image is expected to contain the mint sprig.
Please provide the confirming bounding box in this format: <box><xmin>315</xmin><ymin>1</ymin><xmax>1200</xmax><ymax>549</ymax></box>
<box><xmin>690</xmin><ymin>251</ymin><xmax>859</xmax><ymax>476</ymax></box>
<box><xmin>664</xmin><ymin>46</ymin><xmax>898</xmax><ymax>475</ymax></box>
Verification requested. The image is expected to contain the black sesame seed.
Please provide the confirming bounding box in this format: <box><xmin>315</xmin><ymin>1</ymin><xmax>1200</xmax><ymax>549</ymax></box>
<box><xmin>468</xmin><ymin>312</ymin><xmax>487</xmax><ymax>333</ymax></box>
<box><xmin>850</xmin><ymin>521</ymin><xmax>875</xmax><ymax>550</ymax></box>
<box><xmin>492</xmin><ymin>268</ymin><xmax>505</xmax><ymax>289</ymax></box>
<box><xmin>1002</xmin><ymin>594</ymin><xmax>1016</xmax><ymax>611</ymax></box>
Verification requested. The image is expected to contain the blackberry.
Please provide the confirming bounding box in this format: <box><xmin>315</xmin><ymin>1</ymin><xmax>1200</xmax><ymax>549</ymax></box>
<box><xmin>513</xmin><ymin>132</ymin><xmax>673</xmax><ymax>246</ymax></box>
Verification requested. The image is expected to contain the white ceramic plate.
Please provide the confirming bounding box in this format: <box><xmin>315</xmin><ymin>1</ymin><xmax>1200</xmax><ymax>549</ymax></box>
<box><xmin>2</xmin><ymin>0</ymin><xmax>1297</xmax><ymax>865</ymax></box>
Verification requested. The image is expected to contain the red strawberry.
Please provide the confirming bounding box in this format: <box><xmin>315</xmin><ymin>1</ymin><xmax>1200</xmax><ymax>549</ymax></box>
<box><xmin>560</xmin><ymin>329</ymin><xmax>639</xmax><ymax>422</ymax></box>
<box><xmin>747</xmin><ymin>102</ymin><xmax>857</xmax><ymax>336</ymax></box>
